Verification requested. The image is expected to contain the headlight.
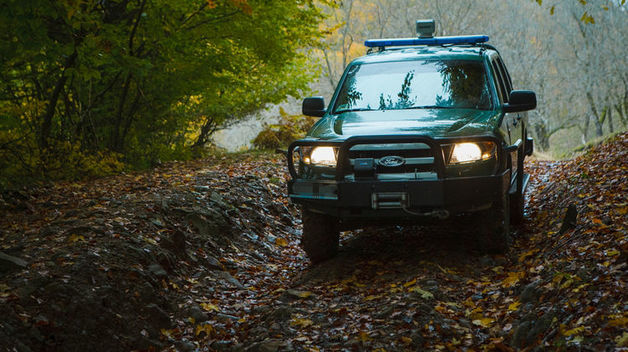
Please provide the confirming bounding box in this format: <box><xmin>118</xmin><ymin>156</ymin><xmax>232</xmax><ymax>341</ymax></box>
<box><xmin>448</xmin><ymin>142</ymin><xmax>495</xmax><ymax>164</ymax></box>
<box><xmin>309</xmin><ymin>146</ymin><xmax>337</xmax><ymax>166</ymax></box>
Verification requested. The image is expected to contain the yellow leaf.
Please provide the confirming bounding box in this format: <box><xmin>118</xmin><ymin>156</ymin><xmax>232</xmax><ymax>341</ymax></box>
<box><xmin>400</xmin><ymin>336</ymin><xmax>412</xmax><ymax>344</ymax></box>
<box><xmin>615</xmin><ymin>332</ymin><xmax>628</xmax><ymax>347</ymax></box>
<box><xmin>359</xmin><ymin>331</ymin><xmax>371</xmax><ymax>342</ymax></box>
<box><xmin>563</xmin><ymin>326</ymin><xmax>585</xmax><ymax>336</ymax></box>
<box><xmin>68</xmin><ymin>234</ymin><xmax>85</xmax><ymax>243</ymax></box>
<box><xmin>403</xmin><ymin>278</ymin><xmax>417</xmax><ymax>287</ymax></box>
<box><xmin>472</xmin><ymin>317</ymin><xmax>494</xmax><ymax>327</ymax></box>
<box><xmin>508</xmin><ymin>301</ymin><xmax>521</xmax><ymax>312</ymax></box>
<box><xmin>195</xmin><ymin>323</ymin><xmax>214</xmax><ymax>337</ymax></box>
<box><xmin>607</xmin><ymin>317</ymin><xmax>628</xmax><ymax>327</ymax></box>
<box><xmin>502</xmin><ymin>271</ymin><xmax>525</xmax><ymax>287</ymax></box>
<box><xmin>160</xmin><ymin>328</ymin><xmax>175</xmax><ymax>338</ymax></box>
<box><xmin>518</xmin><ymin>249</ymin><xmax>538</xmax><ymax>262</ymax></box>
<box><xmin>606</xmin><ymin>249</ymin><xmax>620</xmax><ymax>257</ymax></box>
<box><xmin>290</xmin><ymin>318</ymin><xmax>314</xmax><ymax>328</ymax></box>
<box><xmin>296</xmin><ymin>291</ymin><xmax>313</xmax><ymax>298</ymax></box>
<box><xmin>408</xmin><ymin>286</ymin><xmax>433</xmax><ymax>299</ymax></box>
<box><xmin>275</xmin><ymin>238</ymin><xmax>288</xmax><ymax>247</ymax></box>
<box><xmin>200</xmin><ymin>303</ymin><xmax>220</xmax><ymax>312</ymax></box>
<box><xmin>560</xmin><ymin>279</ymin><xmax>574</xmax><ymax>289</ymax></box>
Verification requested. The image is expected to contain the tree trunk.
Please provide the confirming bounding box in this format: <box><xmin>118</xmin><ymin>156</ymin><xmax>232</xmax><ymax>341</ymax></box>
<box><xmin>534</xmin><ymin>123</ymin><xmax>550</xmax><ymax>150</ymax></box>
<box><xmin>581</xmin><ymin>114</ymin><xmax>590</xmax><ymax>144</ymax></box>
<box><xmin>111</xmin><ymin>74</ymin><xmax>133</xmax><ymax>152</ymax></box>
<box><xmin>607</xmin><ymin>106</ymin><xmax>614</xmax><ymax>133</ymax></box>
<box><xmin>39</xmin><ymin>51</ymin><xmax>78</xmax><ymax>148</ymax></box>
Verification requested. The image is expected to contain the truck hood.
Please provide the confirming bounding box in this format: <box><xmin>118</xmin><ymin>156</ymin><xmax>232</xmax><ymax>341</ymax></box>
<box><xmin>308</xmin><ymin>109</ymin><xmax>502</xmax><ymax>140</ymax></box>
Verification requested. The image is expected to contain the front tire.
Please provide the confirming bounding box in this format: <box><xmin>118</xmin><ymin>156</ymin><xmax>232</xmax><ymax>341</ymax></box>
<box><xmin>510</xmin><ymin>192</ymin><xmax>525</xmax><ymax>226</ymax></box>
<box><xmin>301</xmin><ymin>209</ymin><xmax>339</xmax><ymax>264</ymax></box>
<box><xmin>478</xmin><ymin>192</ymin><xmax>510</xmax><ymax>254</ymax></box>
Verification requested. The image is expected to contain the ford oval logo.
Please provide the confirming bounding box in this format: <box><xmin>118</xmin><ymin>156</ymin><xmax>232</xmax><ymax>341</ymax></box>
<box><xmin>378</xmin><ymin>156</ymin><xmax>405</xmax><ymax>167</ymax></box>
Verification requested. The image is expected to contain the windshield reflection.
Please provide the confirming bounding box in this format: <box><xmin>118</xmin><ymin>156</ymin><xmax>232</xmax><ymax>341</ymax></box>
<box><xmin>334</xmin><ymin>59</ymin><xmax>493</xmax><ymax>113</ymax></box>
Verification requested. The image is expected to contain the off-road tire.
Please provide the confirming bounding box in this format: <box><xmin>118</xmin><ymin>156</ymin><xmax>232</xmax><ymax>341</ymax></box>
<box><xmin>510</xmin><ymin>192</ymin><xmax>525</xmax><ymax>226</ymax></box>
<box><xmin>301</xmin><ymin>209</ymin><xmax>339</xmax><ymax>264</ymax></box>
<box><xmin>478</xmin><ymin>192</ymin><xmax>510</xmax><ymax>254</ymax></box>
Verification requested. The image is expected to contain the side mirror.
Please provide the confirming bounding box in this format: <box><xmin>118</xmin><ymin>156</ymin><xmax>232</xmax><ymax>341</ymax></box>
<box><xmin>302</xmin><ymin>96</ymin><xmax>326</xmax><ymax>117</ymax></box>
<box><xmin>504</xmin><ymin>90</ymin><xmax>536</xmax><ymax>112</ymax></box>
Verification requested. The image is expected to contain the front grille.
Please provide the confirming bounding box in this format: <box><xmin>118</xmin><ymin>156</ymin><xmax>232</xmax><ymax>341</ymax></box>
<box><xmin>346</xmin><ymin>142</ymin><xmax>437</xmax><ymax>177</ymax></box>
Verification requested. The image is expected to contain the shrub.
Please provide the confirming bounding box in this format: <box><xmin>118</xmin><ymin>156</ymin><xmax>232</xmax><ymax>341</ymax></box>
<box><xmin>252</xmin><ymin>108</ymin><xmax>318</xmax><ymax>150</ymax></box>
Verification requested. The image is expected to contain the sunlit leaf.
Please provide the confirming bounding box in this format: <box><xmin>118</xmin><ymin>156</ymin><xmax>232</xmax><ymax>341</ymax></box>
<box><xmin>200</xmin><ymin>303</ymin><xmax>220</xmax><ymax>312</ymax></box>
<box><xmin>290</xmin><ymin>318</ymin><xmax>314</xmax><ymax>328</ymax></box>
<box><xmin>472</xmin><ymin>317</ymin><xmax>494</xmax><ymax>327</ymax></box>
<box><xmin>195</xmin><ymin>323</ymin><xmax>214</xmax><ymax>337</ymax></box>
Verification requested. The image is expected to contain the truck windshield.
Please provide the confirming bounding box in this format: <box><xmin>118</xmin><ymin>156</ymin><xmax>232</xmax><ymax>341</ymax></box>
<box><xmin>333</xmin><ymin>59</ymin><xmax>493</xmax><ymax>113</ymax></box>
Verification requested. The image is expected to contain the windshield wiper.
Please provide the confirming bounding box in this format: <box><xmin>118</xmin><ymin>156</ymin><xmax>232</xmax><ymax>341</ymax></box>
<box><xmin>406</xmin><ymin>105</ymin><xmax>457</xmax><ymax>110</ymax></box>
<box><xmin>334</xmin><ymin>108</ymin><xmax>375</xmax><ymax>114</ymax></box>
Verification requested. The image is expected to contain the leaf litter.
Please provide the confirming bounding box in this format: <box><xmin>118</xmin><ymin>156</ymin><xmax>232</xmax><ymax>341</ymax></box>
<box><xmin>0</xmin><ymin>132</ymin><xmax>626</xmax><ymax>351</ymax></box>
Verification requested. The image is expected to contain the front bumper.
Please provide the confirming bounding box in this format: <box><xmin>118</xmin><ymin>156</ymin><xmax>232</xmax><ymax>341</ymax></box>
<box><xmin>289</xmin><ymin>170</ymin><xmax>509</xmax><ymax>219</ymax></box>
<box><xmin>287</xmin><ymin>134</ymin><xmax>511</xmax><ymax>222</ymax></box>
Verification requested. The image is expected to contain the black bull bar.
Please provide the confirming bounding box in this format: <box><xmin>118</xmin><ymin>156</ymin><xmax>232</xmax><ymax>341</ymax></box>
<box><xmin>287</xmin><ymin>134</ymin><xmax>509</xmax><ymax>180</ymax></box>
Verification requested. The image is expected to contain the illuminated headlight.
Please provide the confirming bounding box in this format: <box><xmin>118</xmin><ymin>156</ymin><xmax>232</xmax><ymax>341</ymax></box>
<box><xmin>448</xmin><ymin>142</ymin><xmax>495</xmax><ymax>164</ymax></box>
<box><xmin>309</xmin><ymin>146</ymin><xmax>337</xmax><ymax>166</ymax></box>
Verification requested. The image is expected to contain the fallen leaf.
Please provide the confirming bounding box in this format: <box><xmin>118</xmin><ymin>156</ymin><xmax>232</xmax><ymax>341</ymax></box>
<box><xmin>508</xmin><ymin>301</ymin><xmax>521</xmax><ymax>312</ymax></box>
<box><xmin>472</xmin><ymin>317</ymin><xmax>494</xmax><ymax>327</ymax></box>
<box><xmin>563</xmin><ymin>326</ymin><xmax>585</xmax><ymax>336</ymax></box>
<box><xmin>200</xmin><ymin>303</ymin><xmax>220</xmax><ymax>312</ymax></box>
<box><xmin>195</xmin><ymin>323</ymin><xmax>214</xmax><ymax>337</ymax></box>
<box><xmin>502</xmin><ymin>271</ymin><xmax>525</xmax><ymax>287</ymax></box>
<box><xmin>291</xmin><ymin>318</ymin><xmax>314</xmax><ymax>328</ymax></box>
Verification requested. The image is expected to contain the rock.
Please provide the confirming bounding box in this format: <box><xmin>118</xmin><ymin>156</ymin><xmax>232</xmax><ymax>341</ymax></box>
<box><xmin>0</xmin><ymin>251</ymin><xmax>28</xmax><ymax>273</ymax></box>
<box><xmin>147</xmin><ymin>263</ymin><xmax>168</xmax><ymax>280</ymax></box>
<box><xmin>520</xmin><ymin>280</ymin><xmax>542</xmax><ymax>303</ymax></box>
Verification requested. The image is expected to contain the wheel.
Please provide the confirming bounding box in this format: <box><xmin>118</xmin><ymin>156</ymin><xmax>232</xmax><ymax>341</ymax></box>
<box><xmin>510</xmin><ymin>192</ymin><xmax>525</xmax><ymax>226</ymax></box>
<box><xmin>477</xmin><ymin>192</ymin><xmax>510</xmax><ymax>254</ymax></box>
<box><xmin>301</xmin><ymin>208</ymin><xmax>339</xmax><ymax>264</ymax></box>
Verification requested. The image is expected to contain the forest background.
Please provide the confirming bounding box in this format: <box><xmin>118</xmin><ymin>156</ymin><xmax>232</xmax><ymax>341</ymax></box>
<box><xmin>1</xmin><ymin>0</ymin><xmax>626</xmax><ymax>189</ymax></box>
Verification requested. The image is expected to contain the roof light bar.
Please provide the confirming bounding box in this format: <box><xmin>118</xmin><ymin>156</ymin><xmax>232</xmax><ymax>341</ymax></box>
<box><xmin>364</xmin><ymin>35</ymin><xmax>489</xmax><ymax>48</ymax></box>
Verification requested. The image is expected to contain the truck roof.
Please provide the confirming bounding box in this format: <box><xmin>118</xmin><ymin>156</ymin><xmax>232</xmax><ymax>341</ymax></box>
<box><xmin>351</xmin><ymin>45</ymin><xmax>492</xmax><ymax>65</ymax></box>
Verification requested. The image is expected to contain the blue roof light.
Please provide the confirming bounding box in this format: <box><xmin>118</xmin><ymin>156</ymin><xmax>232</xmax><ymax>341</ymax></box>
<box><xmin>364</xmin><ymin>35</ymin><xmax>489</xmax><ymax>48</ymax></box>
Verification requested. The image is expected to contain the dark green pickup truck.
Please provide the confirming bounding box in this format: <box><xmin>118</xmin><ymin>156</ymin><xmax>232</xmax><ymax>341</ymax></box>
<box><xmin>287</xmin><ymin>21</ymin><xmax>536</xmax><ymax>263</ymax></box>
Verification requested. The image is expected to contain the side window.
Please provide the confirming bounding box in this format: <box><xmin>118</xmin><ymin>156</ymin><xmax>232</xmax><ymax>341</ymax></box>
<box><xmin>490</xmin><ymin>59</ymin><xmax>507</xmax><ymax>103</ymax></box>
<box><xmin>495</xmin><ymin>57</ymin><xmax>513</xmax><ymax>96</ymax></box>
